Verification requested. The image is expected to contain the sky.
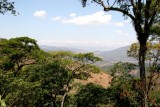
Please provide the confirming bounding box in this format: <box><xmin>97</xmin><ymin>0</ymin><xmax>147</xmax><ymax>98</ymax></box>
<box><xmin>0</xmin><ymin>0</ymin><xmax>137</xmax><ymax>51</ymax></box>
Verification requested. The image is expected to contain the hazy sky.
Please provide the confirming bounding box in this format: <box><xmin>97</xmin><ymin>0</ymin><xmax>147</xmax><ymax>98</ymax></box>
<box><xmin>0</xmin><ymin>0</ymin><xmax>137</xmax><ymax>51</ymax></box>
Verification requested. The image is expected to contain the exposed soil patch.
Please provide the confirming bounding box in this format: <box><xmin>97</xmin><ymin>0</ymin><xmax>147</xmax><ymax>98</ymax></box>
<box><xmin>75</xmin><ymin>72</ymin><xmax>111</xmax><ymax>88</ymax></box>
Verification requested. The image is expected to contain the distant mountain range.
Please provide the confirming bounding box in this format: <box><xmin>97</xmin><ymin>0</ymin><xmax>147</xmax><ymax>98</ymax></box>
<box><xmin>94</xmin><ymin>46</ymin><xmax>137</xmax><ymax>67</ymax></box>
<box><xmin>40</xmin><ymin>45</ymin><xmax>138</xmax><ymax>67</ymax></box>
<box><xmin>40</xmin><ymin>45</ymin><xmax>88</xmax><ymax>53</ymax></box>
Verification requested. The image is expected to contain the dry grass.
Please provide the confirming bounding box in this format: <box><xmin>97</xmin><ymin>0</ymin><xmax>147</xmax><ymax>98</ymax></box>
<box><xmin>74</xmin><ymin>71</ymin><xmax>111</xmax><ymax>88</ymax></box>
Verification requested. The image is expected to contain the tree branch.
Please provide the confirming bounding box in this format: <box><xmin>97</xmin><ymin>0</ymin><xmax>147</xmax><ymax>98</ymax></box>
<box><xmin>108</xmin><ymin>7</ymin><xmax>135</xmax><ymax>21</ymax></box>
<box><xmin>111</xmin><ymin>0</ymin><xmax>117</xmax><ymax>7</ymax></box>
<box><xmin>149</xmin><ymin>0</ymin><xmax>160</xmax><ymax>28</ymax></box>
<box><xmin>144</xmin><ymin>0</ymin><xmax>151</xmax><ymax>33</ymax></box>
<box><xmin>8</xmin><ymin>98</ymin><xmax>19</xmax><ymax>107</ymax></box>
<box><xmin>93</xmin><ymin>0</ymin><xmax>135</xmax><ymax>21</ymax></box>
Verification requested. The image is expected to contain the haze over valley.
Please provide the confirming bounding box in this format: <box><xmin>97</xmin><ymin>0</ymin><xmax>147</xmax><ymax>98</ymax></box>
<box><xmin>40</xmin><ymin>45</ymin><xmax>137</xmax><ymax>68</ymax></box>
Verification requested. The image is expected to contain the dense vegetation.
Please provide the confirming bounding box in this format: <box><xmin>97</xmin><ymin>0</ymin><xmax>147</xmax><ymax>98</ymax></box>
<box><xmin>80</xmin><ymin>0</ymin><xmax>160</xmax><ymax>106</ymax></box>
<box><xmin>0</xmin><ymin>37</ymin><xmax>160</xmax><ymax>107</ymax></box>
<box><xmin>0</xmin><ymin>37</ymin><xmax>103</xmax><ymax>107</ymax></box>
<box><xmin>0</xmin><ymin>0</ymin><xmax>160</xmax><ymax>106</ymax></box>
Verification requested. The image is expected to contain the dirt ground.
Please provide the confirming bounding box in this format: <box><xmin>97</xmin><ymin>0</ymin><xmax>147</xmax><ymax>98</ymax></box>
<box><xmin>75</xmin><ymin>72</ymin><xmax>112</xmax><ymax>88</ymax></box>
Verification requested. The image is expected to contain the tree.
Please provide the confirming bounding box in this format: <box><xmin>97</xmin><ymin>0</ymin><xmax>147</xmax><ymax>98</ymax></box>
<box><xmin>20</xmin><ymin>51</ymin><xmax>102</xmax><ymax>107</ymax></box>
<box><xmin>128</xmin><ymin>40</ymin><xmax>160</xmax><ymax>106</ymax></box>
<box><xmin>80</xmin><ymin>0</ymin><xmax>160</xmax><ymax>106</ymax></box>
<box><xmin>0</xmin><ymin>37</ymin><xmax>45</xmax><ymax>106</ymax></box>
<box><xmin>76</xmin><ymin>83</ymin><xmax>109</xmax><ymax>107</ymax></box>
<box><xmin>75</xmin><ymin>62</ymin><xmax>138</xmax><ymax>107</ymax></box>
<box><xmin>0</xmin><ymin>36</ymin><xmax>102</xmax><ymax>106</ymax></box>
<box><xmin>50</xmin><ymin>51</ymin><xmax>102</xmax><ymax>107</ymax></box>
<box><xmin>108</xmin><ymin>62</ymin><xmax>140</xmax><ymax>107</ymax></box>
<box><xmin>0</xmin><ymin>37</ymin><xmax>40</xmax><ymax>76</ymax></box>
<box><xmin>0</xmin><ymin>0</ymin><xmax>16</xmax><ymax>15</ymax></box>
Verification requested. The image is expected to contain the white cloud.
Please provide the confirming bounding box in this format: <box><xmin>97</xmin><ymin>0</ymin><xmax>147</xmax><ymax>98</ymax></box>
<box><xmin>34</xmin><ymin>11</ymin><xmax>47</xmax><ymax>18</ymax></box>
<box><xmin>70</xmin><ymin>13</ymin><xmax>76</xmax><ymax>17</ymax></box>
<box><xmin>115</xmin><ymin>30</ymin><xmax>129</xmax><ymax>36</ymax></box>
<box><xmin>52</xmin><ymin>16</ymin><xmax>62</xmax><ymax>21</ymax></box>
<box><xmin>115</xmin><ymin>22</ymin><xmax>124</xmax><ymax>27</ymax></box>
<box><xmin>53</xmin><ymin>11</ymin><xmax>112</xmax><ymax>25</ymax></box>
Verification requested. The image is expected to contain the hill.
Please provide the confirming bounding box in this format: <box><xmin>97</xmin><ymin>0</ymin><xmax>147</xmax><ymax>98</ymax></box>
<box><xmin>95</xmin><ymin>45</ymin><xmax>137</xmax><ymax>67</ymax></box>
<box><xmin>40</xmin><ymin>45</ymin><xmax>138</xmax><ymax>68</ymax></box>
<box><xmin>40</xmin><ymin>45</ymin><xmax>87</xmax><ymax>53</ymax></box>
<box><xmin>74</xmin><ymin>72</ymin><xmax>111</xmax><ymax>88</ymax></box>
<box><xmin>40</xmin><ymin>45</ymin><xmax>112</xmax><ymax>88</ymax></box>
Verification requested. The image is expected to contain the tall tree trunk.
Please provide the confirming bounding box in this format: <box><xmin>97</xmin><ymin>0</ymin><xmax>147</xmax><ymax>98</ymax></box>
<box><xmin>139</xmin><ymin>40</ymin><xmax>148</xmax><ymax>107</ymax></box>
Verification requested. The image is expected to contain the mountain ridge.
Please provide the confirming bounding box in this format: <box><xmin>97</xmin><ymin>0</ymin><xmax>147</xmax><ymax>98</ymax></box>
<box><xmin>40</xmin><ymin>45</ymin><xmax>137</xmax><ymax>67</ymax></box>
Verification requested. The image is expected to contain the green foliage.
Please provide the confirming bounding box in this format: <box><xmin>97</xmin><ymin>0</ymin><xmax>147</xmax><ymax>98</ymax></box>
<box><xmin>50</xmin><ymin>51</ymin><xmax>102</xmax><ymax>107</ymax></box>
<box><xmin>127</xmin><ymin>42</ymin><xmax>160</xmax><ymax>61</ymax></box>
<box><xmin>109</xmin><ymin>61</ymin><xmax>136</xmax><ymax>77</ymax></box>
<box><xmin>0</xmin><ymin>37</ymin><xmax>40</xmax><ymax>76</ymax></box>
<box><xmin>150</xmin><ymin>23</ymin><xmax>160</xmax><ymax>36</ymax></box>
<box><xmin>5</xmin><ymin>79</ymin><xmax>41</xmax><ymax>106</ymax></box>
<box><xmin>23</xmin><ymin>62</ymin><xmax>69</xmax><ymax>106</ymax></box>
<box><xmin>79</xmin><ymin>1</ymin><xmax>160</xmax><ymax>105</ymax></box>
<box><xmin>75</xmin><ymin>62</ymin><xmax>139</xmax><ymax>107</ymax></box>
<box><xmin>74</xmin><ymin>52</ymin><xmax>102</xmax><ymax>63</ymax></box>
<box><xmin>127</xmin><ymin>40</ymin><xmax>160</xmax><ymax>106</ymax></box>
<box><xmin>149</xmin><ymin>85</ymin><xmax>160</xmax><ymax>106</ymax></box>
<box><xmin>76</xmin><ymin>83</ymin><xmax>109</xmax><ymax>107</ymax></box>
<box><xmin>0</xmin><ymin>95</ymin><xmax>6</xmax><ymax>107</ymax></box>
<box><xmin>0</xmin><ymin>37</ymin><xmax>102</xmax><ymax>107</ymax></box>
<box><xmin>108</xmin><ymin>62</ymin><xmax>140</xmax><ymax>107</ymax></box>
<box><xmin>0</xmin><ymin>68</ymin><xmax>42</xmax><ymax>106</ymax></box>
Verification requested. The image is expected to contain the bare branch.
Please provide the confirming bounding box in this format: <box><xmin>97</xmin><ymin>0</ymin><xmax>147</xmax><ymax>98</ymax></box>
<box><xmin>111</xmin><ymin>0</ymin><xmax>117</xmax><ymax>7</ymax></box>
